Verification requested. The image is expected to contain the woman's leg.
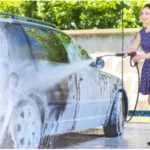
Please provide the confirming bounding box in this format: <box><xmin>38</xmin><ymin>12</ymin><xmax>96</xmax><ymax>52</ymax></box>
<box><xmin>148</xmin><ymin>93</ymin><xmax>150</xmax><ymax>105</ymax></box>
<box><xmin>147</xmin><ymin>94</ymin><xmax>150</xmax><ymax>145</ymax></box>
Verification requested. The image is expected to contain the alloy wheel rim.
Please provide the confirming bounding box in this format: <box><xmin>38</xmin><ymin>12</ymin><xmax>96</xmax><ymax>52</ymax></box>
<box><xmin>15</xmin><ymin>105</ymin><xmax>40</xmax><ymax>148</ymax></box>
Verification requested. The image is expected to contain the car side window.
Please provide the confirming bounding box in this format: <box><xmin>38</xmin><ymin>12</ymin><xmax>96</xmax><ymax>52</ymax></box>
<box><xmin>24</xmin><ymin>26</ymin><xmax>65</xmax><ymax>63</ymax></box>
<box><xmin>53</xmin><ymin>31</ymin><xmax>90</xmax><ymax>63</ymax></box>
<box><xmin>2</xmin><ymin>23</ymin><xmax>32</xmax><ymax>59</ymax></box>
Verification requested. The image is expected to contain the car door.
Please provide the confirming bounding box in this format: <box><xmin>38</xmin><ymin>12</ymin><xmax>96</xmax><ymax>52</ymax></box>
<box><xmin>24</xmin><ymin>26</ymin><xmax>79</xmax><ymax>135</ymax></box>
<box><xmin>54</xmin><ymin>31</ymin><xmax>112</xmax><ymax>131</ymax></box>
<box><xmin>2</xmin><ymin>23</ymin><xmax>37</xmax><ymax>95</ymax></box>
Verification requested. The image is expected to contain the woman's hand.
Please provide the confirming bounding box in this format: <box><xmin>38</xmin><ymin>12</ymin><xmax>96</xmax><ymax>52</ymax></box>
<box><xmin>133</xmin><ymin>55</ymin><xmax>141</xmax><ymax>62</ymax></box>
<box><xmin>122</xmin><ymin>53</ymin><xmax>128</xmax><ymax>58</ymax></box>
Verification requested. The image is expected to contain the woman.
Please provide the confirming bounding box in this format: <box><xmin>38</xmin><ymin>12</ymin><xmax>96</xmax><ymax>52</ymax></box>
<box><xmin>123</xmin><ymin>3</ymin><xmax>150</xmax><ymax>145</ymax></box>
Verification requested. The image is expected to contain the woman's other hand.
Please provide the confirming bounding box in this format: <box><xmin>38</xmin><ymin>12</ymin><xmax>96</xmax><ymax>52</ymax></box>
<box><xmin>133</xmin><ymin>55</ymin><xmax>141</xmax><ymax>62</ymax></box>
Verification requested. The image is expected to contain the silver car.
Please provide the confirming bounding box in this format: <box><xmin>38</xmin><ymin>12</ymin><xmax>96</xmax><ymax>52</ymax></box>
<box><xmin>0</xmin><ymin>13</ymin><xmax>128</xmax><ymax>149</ymax></box>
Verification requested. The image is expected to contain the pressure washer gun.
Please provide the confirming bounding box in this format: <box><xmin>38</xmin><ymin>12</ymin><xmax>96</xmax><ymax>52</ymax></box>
<box><xmin>96</xmin><ymin>52</ymin><xmax>137</xmax><ymax>67</ymax></box>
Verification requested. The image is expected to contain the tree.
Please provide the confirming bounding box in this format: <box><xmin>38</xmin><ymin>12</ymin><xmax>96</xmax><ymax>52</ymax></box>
<box><xmin>0</xmin><ymin>1</ymin><xmax>147</xmax><ymax>29</ymax></box>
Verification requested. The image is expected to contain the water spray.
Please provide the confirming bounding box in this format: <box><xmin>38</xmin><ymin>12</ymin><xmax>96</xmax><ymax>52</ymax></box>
<box><xmin>96</xmin><ymin>52</ymin><xmax>140</xmax><ymax>122</ymax></box>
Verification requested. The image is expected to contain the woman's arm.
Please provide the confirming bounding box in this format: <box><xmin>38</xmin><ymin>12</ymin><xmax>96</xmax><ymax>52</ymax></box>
<box><xmin>130</xmin><ymin>32</ymin><xmax>150</xmax><ymax>62</ymax></box>
<box><xmin>140</xmin><ymin>53</ymin><xmax>150</xmax><ymax>60</ymax></box>
<box><xmin>123</xmin><ymin>33</ymin><xmax>141</xmax><ymax>59</ymax></box>
<box><xmin>124</xmin><ymin>32</ymin><xmax>141</xmax><ymax>53</ymax></box>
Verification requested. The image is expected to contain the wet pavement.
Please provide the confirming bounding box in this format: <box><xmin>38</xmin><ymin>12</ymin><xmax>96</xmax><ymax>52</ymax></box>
<box><xmin>39</xmin><ymin>128</ymin><xmax>105</xmax><ymax>149</ymax></box>
<box><xmin>1</xmin><ymin>122</ymin><xmax>150</xmax><ymax>149</ymax></box>
<box><xmin>43</xmin><ymin>122</ymin><xmax>150</xmax><ymax>149</ymax></box>
<box><xmin>64</xmin><ymin>122</ymin><xmax>150</xmax><ymax>149</ymax></box>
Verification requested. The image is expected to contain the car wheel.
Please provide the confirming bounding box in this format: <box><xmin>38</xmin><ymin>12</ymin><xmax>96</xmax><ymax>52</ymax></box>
<box><xmin>9</xmin><ymin>99</ymin><xmax>41</xmax><ymax>149</ymax></box>
<box><xmin>103</xmin><ymin>91</ymin><xmax>124</xmax><ymax>137</ymax></box>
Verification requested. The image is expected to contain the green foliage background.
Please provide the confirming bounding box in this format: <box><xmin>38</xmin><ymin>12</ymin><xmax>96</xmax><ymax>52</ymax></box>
<box><xmin>0</xmin><ymin>0</ymin><xmax>147</xmax><ymax>29</ymax></box>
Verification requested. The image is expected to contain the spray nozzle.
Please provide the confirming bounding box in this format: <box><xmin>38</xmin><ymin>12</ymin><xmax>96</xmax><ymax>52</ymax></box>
<box><xmin>95</xmin><ymin>57</ymin><xmax>105</xmax><ymax>69</ymax></box>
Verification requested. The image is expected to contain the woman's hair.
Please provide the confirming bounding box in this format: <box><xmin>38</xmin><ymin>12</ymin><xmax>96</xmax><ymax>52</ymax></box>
<box><xmin>142</xmin><ymin>3</ymin><xmax>150</xmax><ymax>10</ymax></box>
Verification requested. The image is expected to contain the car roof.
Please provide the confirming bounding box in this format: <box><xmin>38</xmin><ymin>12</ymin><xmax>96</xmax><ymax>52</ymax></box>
<box><xmin>0</xmin><ymin>16</ymin><xmax>72</xmax><ymax>39</ymax></box>
<box><xmin>0</xmin><ymin>18</ymin><xmax>56</xmax><ymax>30</ymax></box>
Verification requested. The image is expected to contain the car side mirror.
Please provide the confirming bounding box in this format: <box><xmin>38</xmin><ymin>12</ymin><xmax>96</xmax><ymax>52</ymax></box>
<box><xmin>95</xmin><ymin>59</ymin><xmax>105</xmax><ymax>69</ymax></box>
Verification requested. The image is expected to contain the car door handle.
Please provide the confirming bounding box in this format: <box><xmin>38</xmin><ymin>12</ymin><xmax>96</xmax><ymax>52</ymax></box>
<box><xmin>79</xmin><ymin>78</ymin><xmax>84</xmax><ymax>81</ymax></box>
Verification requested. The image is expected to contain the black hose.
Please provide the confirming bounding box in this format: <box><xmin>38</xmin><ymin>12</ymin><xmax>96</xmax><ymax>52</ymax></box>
<box><xmin>125</xmin><ymin>64</ymin><xmax>140</xmax><ymax>122</ymax></box>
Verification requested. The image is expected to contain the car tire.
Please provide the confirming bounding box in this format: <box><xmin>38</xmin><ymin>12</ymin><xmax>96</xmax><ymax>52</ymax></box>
<box><xmin>103</xmin><ymin>91</ymin><xmax>124</xmax><ymax>137</ymax></box>
<box><xmin>9</xmin><ymin>99</ymin><xmax>42</xmax><ymax>149</ymax></box>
